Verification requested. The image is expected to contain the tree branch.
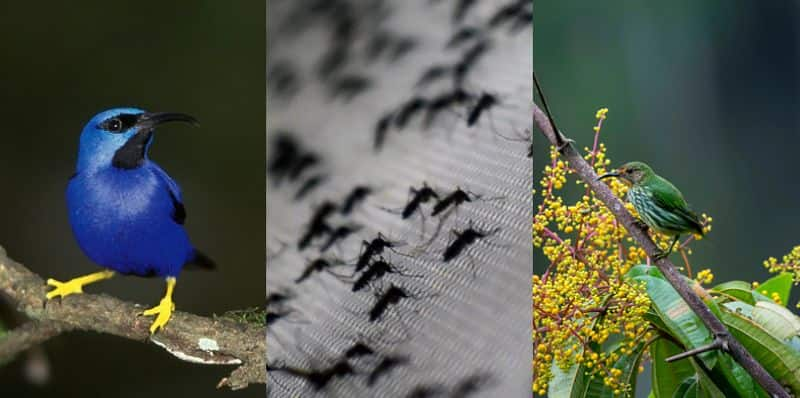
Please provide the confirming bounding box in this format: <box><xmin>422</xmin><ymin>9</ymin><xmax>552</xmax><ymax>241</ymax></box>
<box><xmin>533</xmin><ymin>102</ymin><xmax>790</xmax><ymax>397</ymax></box>
<box><xmin>0</xmin><ymin>320</ymin><xmax>65</xmax><ymax>365</ymax></box>
<box><xmin>0</xmin><ymin>245</ymin><xmax>265</xmax><ymax>390</ymax></box>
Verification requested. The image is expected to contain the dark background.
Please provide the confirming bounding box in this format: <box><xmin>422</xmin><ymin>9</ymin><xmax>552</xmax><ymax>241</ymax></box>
<box><xmin>0</xmin><ymin>2</ymin><xmax>264</xmax><ymax>397</ymax></box>
<box><xmin>535</xmin><ymin>1</ymin><xmax>800</xmax><ymax>395</ymax></box>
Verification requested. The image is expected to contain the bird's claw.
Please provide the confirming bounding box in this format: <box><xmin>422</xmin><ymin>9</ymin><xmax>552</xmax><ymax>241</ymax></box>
<box><xmin>44</xmin><ymin>270</ymin><xmax>114</xmax><ymax>300</ymax></box>
<box><xmin>633</xmin><ymin>219</ymin><xmax>649</xmax><ymax>232</ymax></box>
<box><xmin>652</xmin><ymin>251</ymin><xmax>669</xmax><ymax>261</ymax></box>
<box><xmin>140</xmin><ymin>297</ymin><xmax>175</xmax><ymax>334</ymax></box>
<box><xmin>45</xmin><ymin>278</ymin><xmax>84</xmax><ymax>300</ymax></box>
<box><xmin>556</xmin><ymin>137</ymin><xmax>575</xmax><ymax>151</ymax></box>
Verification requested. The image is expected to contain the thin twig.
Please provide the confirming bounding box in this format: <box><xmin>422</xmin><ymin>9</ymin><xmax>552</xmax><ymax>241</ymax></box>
<box><xmin>666</xmin><ymin>338</ymin><xmax>726</xmax><ymax>363</ymax></box>
<box><xmin>532</xmin><ymin>101</ymin><xmax>790</xmax><ymax>397</ymax></box>
<box><xmin>0</xmin><ymin>245</ymin><xmax>265</xmax><ymax>390</ymax></box>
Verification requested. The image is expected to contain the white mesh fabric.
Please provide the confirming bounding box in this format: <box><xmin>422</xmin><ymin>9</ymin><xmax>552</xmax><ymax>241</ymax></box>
<box><xmin>267</xmin><ymin>1</ymin><xmax>532</xmax><ymax>396</ymax></box>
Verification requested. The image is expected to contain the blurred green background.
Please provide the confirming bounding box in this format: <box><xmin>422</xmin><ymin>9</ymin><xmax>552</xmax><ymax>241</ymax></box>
<box><xmin>0</xmin><ymin>2</ymin><xmax>264</xmax><ymax>397</ymax></box>
<box><xmin>535</xmin><ymin>1</ymin><xmax>800</xmax><ymax>395</ymax></box>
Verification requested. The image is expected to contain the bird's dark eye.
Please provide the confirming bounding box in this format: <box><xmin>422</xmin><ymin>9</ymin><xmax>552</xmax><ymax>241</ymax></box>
<box><xmin>108</xmin><ymin>118</ymin><xmax>122</xmax><ymax>131</ymax></box>
<box><xmin>99</xmin><ymin>117</ymin><xmax>124</xmax><ymax>133</ymax></box>
<box><xmin>98</xmin><ymin>113</ymin><xmax>142</xmax><ymax>133</ymax></box>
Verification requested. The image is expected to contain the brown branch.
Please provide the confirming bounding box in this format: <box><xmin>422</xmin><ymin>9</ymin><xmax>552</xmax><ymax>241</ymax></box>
<box><xmin>533</xmin><ymin>102</ymin><xmax>790</xmax><ymax>397</ymax></box>
<box><xmin>0</xmin><ymin>320</ymin><xmax>65</xmax><ymax>365</ymax></box>
<box><xmin>0</xmin><ymin>245</ymin><xmax>265</xmax><ymax>390</ymax></box>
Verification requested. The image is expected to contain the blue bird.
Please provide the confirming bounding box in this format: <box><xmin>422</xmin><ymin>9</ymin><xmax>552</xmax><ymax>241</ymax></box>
<box><xmin>46</xmin><ymin>107</ymin><xmax>214</xmax><ymax>334</ymax></box>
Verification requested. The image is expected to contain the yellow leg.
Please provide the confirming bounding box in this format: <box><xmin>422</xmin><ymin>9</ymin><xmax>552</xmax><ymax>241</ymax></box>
<box><xmin>46</xmin><ymin>270</ymin><xmax>115</xmax><ymax>299</ymax></box>
<box><xmin>140</xmin><ymin>277</ymin><xmax>176</xmax><ymax>334</ymax></box>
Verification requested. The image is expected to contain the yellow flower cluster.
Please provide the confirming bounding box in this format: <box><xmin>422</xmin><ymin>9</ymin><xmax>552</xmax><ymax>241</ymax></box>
<box><xmin>763</xmin><ymin>245</ymin><xmax>800</xmax><ymax>278</ymax></box>
<box><xmin>593</xmin><ymin>108</ymin><xmax>609</xmax><ymax>133</ymax></box>
<box><xmin>695</xmin><ymin>269</ymin><xmax>714</xmax><ymax>285</ymax></box>
<box><xmin>754</xmin><ymin>288</ymin><xmax>783</xmax><ymax>304</ymax></box>
<box><xmin>762</xmin><ymin>245</ymin><xmax>800</xmax><ymax>306</ymax></box>
<box><xmin>533</xmin><ymin>109</ymin><xmax>658</xmax><ymax>395</ymax></box>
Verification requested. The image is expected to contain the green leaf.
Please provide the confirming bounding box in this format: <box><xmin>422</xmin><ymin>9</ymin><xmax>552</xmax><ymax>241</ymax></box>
<box><xmin>756</xmin><ymin>273</ymin><xmax>793</xmax><ymax>307</ymax></box>
<box><xmin>549</xmin><ymin>340</ymin><xmax>648</xmax><ymax>398</ymax></box>
<box><xmin>648</xmin><ymin>336</ymin><xmax>723</xmax><ymax>398</ymax></box>
<box><xmin>711</xmin><ymin>281</ymin><xmax>755</xmax><ymax>305</ymax></box>
<box><xmin>548</xmin><ymin>360</ymin><xmax>588</xmax><ymax>398</ymax></box>
<box><xmin>644</xmin><ymin>308</ymin><xmax>671</xmax><ymax>335</ymax></box>
<box><xmin>598</xmin><ymin>340</ymin><xmax>649</xmax><ymax>396</ymax></box>
<box><xmin>709</xmin><ymin>351</ymin><xmax>760</xmax><ymax>397</ymax></box>
<box><xmin>673</xmin><ymin>376</ymin><xmax>697</xmax><ymax>398</ymax></box>
<box><xmin>632</xmin><ymin>274</ymin><xmax>715</xmax><ymax>368</ymax></box>
<box><xmin>720</xmin><ymin>306</ymin><xmax>800</xmax><ymax>393</ymax></box>
<box><xmin>721</xmin><ymin>301</ymin><xmax>753</xmax><ymax>317</ymax></box>
<box><xmin>751</xmin><ymin>301</ymin><xmax>800</xmax><ymax>340</ymax></box>
<box><xmin>687</xmin><ymin>357</ymin><xmax>726</xmax><ymax>398</ymax></box>
<box><xmin>787</xmin><ymin>336</ymin><xmax>800</xmax><ymax>354</ymax></box>
<box><xmin>696</xmin><ymin>299</ymin><xmax>762</xmax><ymax>397</ymax></box>
<box><xmin>626</xmin><ymin>264</ymin><xmax>664</xmax><ymax>280</ymax></box>
<box><xmin>651</xmin><ymin>338</ymin><xmax>696</xmax><ymax>398</ymax></box>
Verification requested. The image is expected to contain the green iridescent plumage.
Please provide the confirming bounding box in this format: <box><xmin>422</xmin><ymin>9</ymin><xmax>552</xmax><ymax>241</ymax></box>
<box><xmin>598</xmin><ymin>161</ymin><xmax>703</xmax><ymax>260</ymax></box>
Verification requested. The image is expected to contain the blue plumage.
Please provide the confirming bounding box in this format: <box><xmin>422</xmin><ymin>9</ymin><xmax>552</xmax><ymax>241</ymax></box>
<box><xmin>48</xmin><ymin>107</ymin><xmax>211</xmax><ymax>334</ymax></box>
<box><xmin>67</xmin><ymin>108</ymin><xmax>200</xmax><ymax>277</ymax></box>
<box><xmin>67</xmin><ymin>162</ymin><xmax>194</xmax><ymax>277</ymax></box>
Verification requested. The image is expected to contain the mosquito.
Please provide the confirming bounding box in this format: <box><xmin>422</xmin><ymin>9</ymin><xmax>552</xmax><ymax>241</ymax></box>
<box><xmin>354</xmin><ymin>233</ymin><xmax>409</xmax><ymax>273</ymax></box>
<box><xmin>367</xmin><ymin>355</ymin><xmax>410</xmax><ymax>386</ymax></box>
<box><xmin>374</xmin><ymin>111</ymin><xmax>395</xmax><ymax>152</ymax></box>
<box><xmin>445</xmin><ymin>26</ymin><xmax>483</xmax><ymax>49</ymax></box>
<box><xmin>442</xmin><ymin>223</ymin><xmax>501</xmax><ymax>263</ymax></box>
<box><xmin>340</xmin><ymin>185</ymin><xmax>372</xmax><ymax>215</ymax></box>
<box><xmin>295</xmin><ymin>257</ymin><xmax>348</xmax><ymax>284</ymax></box>
<box><xmin>294</xmin><ymin>174</ymin><xmax>327</xmax><ymax>200</ymax></box>
<box><xmin>351</xmin><ymin>257</ymin><xmax>423</xmax><ymax>293</ymax></box>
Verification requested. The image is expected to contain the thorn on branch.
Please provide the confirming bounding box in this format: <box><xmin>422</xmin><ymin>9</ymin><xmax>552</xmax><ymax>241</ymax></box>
<box><xmin>556</xmin><ymin>137</ymin><xmax>575</xmax><ymax>152</ymax></box>
<box><xmin>665</xmin><ymin>338</ymin><xmax>726</xmax><ymax>363</ymax></box>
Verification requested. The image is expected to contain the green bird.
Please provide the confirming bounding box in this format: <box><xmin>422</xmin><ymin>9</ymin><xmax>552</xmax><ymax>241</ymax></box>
<box><xmin>598</xmin><ymin>161</ymin><xmax>704</xmax><ymax>260</ymax></box>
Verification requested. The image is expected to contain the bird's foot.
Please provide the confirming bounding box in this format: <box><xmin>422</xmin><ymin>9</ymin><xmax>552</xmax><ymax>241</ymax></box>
<box><xmin>141</xmin><ymin>296</ymin><xmax>175</xmax><ymax>334</ymax></box>
<box><xmin>45</xmin><ymin>278</ymin><xmax>84</xmax><ymax>299</ymax></box>
<box><xmin>45</xmin><ymin>270</ymin><xmax>115</xmax><ymax>300</ymax></box>
<box><xmin>653</xmin><ymin>236</ymin><xmax>680</xmax><ymax>262</ymax></box>
<box><xmin>633</xmin><ymin>219</ymin><xmax>649</xmax><ymax>232</ymax></box>
<box><xmin>140</xmin><ymin>277</ymin><xmax>177</xmax><ymax>334</ymax></box>
<box><xmin>652</xmin><ymin>250</ymin><xmax>669</xmax><ymax>261</ymax></box>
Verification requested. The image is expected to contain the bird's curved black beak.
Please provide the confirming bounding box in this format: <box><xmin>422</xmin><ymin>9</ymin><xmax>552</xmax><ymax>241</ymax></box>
<box><xmin>112</xmin><ymin>112</ymin><xmax>199</xmax><ymax>170</ymax></box>
<box><xmin>137</xmin><ymin>112</ymin><xmax>199</xmax><ymax>129</ymax></box>
<box><xmin>597</xmin><ymin>170</ymin><xmax>620</xmax><ymax>181</ymax></box>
